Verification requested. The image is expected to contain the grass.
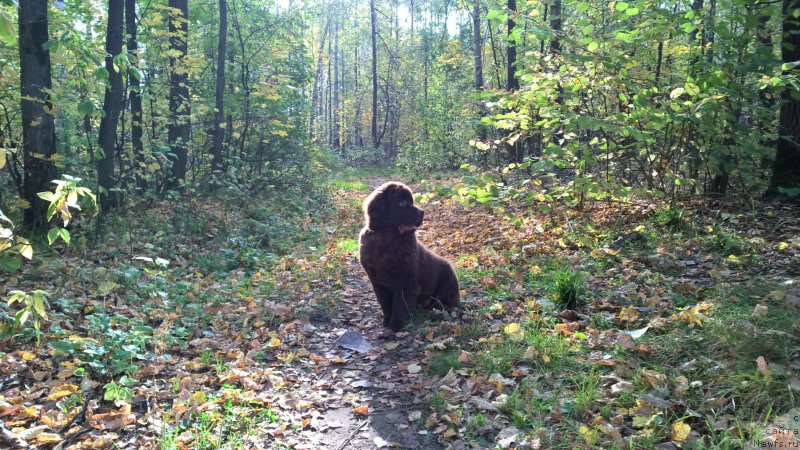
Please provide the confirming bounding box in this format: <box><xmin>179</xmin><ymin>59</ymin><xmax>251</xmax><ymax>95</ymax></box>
<box><xmin>549</xmin><ymin>267</ymin><xmax>587</xmax><ymax>310</ymax></box>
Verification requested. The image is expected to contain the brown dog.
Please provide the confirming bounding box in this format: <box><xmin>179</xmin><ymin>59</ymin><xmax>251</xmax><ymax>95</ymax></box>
<box><xmin>358</xmin><ymin>182</ymin><xmax>460</xmax><ymax>331</ymax></box>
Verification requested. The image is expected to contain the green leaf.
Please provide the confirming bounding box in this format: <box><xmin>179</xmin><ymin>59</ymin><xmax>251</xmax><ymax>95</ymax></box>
<box><xmin>50</xmin><ymin>340</ymin><xmax>79</xmax><ymax>353</ymax></box>
<box><xmin>0</xmin><ymin>148</ymin><xmax>5</xmax><ymax>169</ymax></box>
<box><xmin>576</xmin><ymin>2</ymin><xmax>590</xmax><ymax>13</ymax></box>
<box><xmin>59</xmin><ymin>228</ymin><xmax>70</xmax><ymax>244</ymax></box>
<box><xmin>0</xmin><ymin>255</ymin><xmax>20</xmax><ymax>273</ymax></box>
<box><xmin>0</xmin><ymin>11</ymin><xmax>16</xmax><ymax>45</ymax></box>
<box><xmin>616</xmin><ymin>2</ymin><xmax>629</xmax><ymax>11</ymax></box>
<box><xmin>77</xmin><ymin>100</ymin><xmax>95</xmax><ymax>116</ymax></box>
<box><xmin>670</xmin><ymin>87</ymin><xmax>685</xmax><ymax>99</ymax></box>
<box><xmin>37</xmin><ymin>191</ymin><xmax>53</xmax><ymax>202</ymax></box>
<box><xmin>582</xmin><ymin>24</ymin><xmax>595</xmax><ymax>34</ymax></box>
<box><xmin>685</xmin><ymin>83</ymin><xmax>700</xmax><ymax>96</ymax></box>
<box><xmin>587</xmin><ymin>41</ymin><xmax>598</xmax><ymax>52</ymax></box>
<box><xmin>47</xmin><ymin>227</ymin><xmax>59</xmax><ymax>245</ymax></box>
<box><xmin>626</xmin><ymin>7</ymin><xmax>639</xmax><ymax>15</ymax></box>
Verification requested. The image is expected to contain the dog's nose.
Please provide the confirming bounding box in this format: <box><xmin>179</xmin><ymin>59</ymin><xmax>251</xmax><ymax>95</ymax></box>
<box><xmin>418</xmin><ymin>209</ymin><xmax>425</xmax><ymax>220</ymax></box>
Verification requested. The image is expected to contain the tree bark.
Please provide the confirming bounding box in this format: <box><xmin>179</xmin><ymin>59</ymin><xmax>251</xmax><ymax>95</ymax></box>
<box><xmin>98</xmin><ymin>0</ymin><xmax>124</xmax><ymax>212</ymax></box>
<box><xmin>126</xmin><ymin>0</ymin><xmax>145</xmax><ymax>192</ymax></box>
<box><xmin>309</xmin><ymin>19</ymin><xmax>329</xmax><ymax>142</ymax></box>
<box><xmin>167</xmin><ymin>0</ymin><xmax>190</xmax><ymax>189</ymax></box>
<box><xmin>769</xmin><ymin>0</ymin><xmax>800</xmax><ymax>194</ymax></box>
<box><xmin>211</xmin><ymin>0</ymin><xmax>227</xmax><ymax>175</ymax></box>
<box><xmin>506</xmin><ymin>0</ymin><xmax>519</xmax><ymax>91</ymax></box>
<box><xmin>19</xmin><ymin>0</ymin><xmax>57</xmax><ymax>229</ymax></box>
<box><xmin>549</xmin><ymin>0</ymin><xmax>562</xmax><ymax>55</ymax></box>
<box><xmin>472</xmin><ymin>1</ymin><xmax>486</xmax><ymax>141</ymax></box>
<box><xmin>333</xmin><ymin>18</ymin><xmax>340</xmax><ymax>150</ymax></box>
<box><xmin>370</xmin><ymin>0</ymin><xmax>379</xmax><ymax>148</ymax></box>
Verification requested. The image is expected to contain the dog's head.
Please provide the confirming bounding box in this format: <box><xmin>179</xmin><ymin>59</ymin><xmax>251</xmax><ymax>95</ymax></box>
<box><xmin>364</xmin><ymin>182</ymin><xmax>424</xmax><ymax>234</ymax></box>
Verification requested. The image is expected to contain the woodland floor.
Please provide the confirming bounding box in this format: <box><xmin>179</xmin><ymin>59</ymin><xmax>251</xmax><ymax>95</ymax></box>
<box><xmin>1</xmin><ymin>170</ymin><xmax>800</xmax><ymax>449</ymax></box>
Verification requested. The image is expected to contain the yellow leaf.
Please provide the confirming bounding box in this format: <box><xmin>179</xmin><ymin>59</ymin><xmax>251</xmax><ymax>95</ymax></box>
<box><xmin>48</xmin><ymin>384</ymin><xmax>80</xmax><ymax>401</ymax></box>
<box><xmin>579</xmin><ymin>425</ymin><xmax>597</xmax><ymax>444</ymax></box>
<box><xmin>590</xmin><ymin>248</ymin><xmax>606</xmax><ymax>259</ymax></box>
<box><xmin>20</xmin><ymin>241</ymin><xmax>33</xmax><ymax>260</ymax></box>
<box><xmin>504</xmin><ymin>323</ymin><xmax>524</xmax><ymax>341</ymax></box>
<box><xmin>778</xmin><ymin>242</ymin><xmax>789</xmax><ymax>250</ymax></box>
<box><xmin>189</xmin><ymin>391</ymin><xmax>206</xmax><ymax>405</ymax></box>
<box><xmin>671</xmin><ymin>421</ymin><xmax>691</xmax><ymax>443</ymax></box>
<box><xmin>0</xmin><ymin>149</ymin><xmax>5</xmax><ymax>169</ymax></box>
<box><xmin>267</xmin><ymin>337</ymin><xmax>281</xmax><ymax>348</ymax></box>
<box><xmin>531</xmin><ymin>265</ymin><xmax>542</xmax><ymax>275</ymax></box>
<box><xmin>504</xmin><ymin>323</ymin><xmax>521</xmax><ymax>335</ymax></box>
<box><xmin>617</xmin><ymin>306</ymin><xmax>640</xmax><ymax>322</ymax></box>
<box><xmin>21</xmin><ymin>351</ymin><xmax>37</xmax><ymax>362</ymax></box>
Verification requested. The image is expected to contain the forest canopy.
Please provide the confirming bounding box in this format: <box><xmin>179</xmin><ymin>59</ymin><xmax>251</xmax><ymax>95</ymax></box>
<box><xmin>0</xmin><ymin>0</ymin><xmax>798</xmax><ymax>227</ymax></box>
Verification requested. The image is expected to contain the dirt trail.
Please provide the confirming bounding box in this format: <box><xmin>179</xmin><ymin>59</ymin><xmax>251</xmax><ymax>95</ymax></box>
<box><xmin>286</xmin><ymin>179</ymin><xmax>443</xmax><ymax>449</ymax></box>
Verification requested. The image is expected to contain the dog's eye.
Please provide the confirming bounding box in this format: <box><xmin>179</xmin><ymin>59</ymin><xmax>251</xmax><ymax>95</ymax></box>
<box><xmin>399</xmin><ymin>200</ymin><xmax>408</xmax><ymax>207</ymax></box>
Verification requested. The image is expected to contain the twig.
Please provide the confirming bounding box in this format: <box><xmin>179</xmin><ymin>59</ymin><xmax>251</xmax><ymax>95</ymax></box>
<box><xmin>335</xmin><ymin>420</ymin><xmax>368</xmax><ymax>450</ymax></box>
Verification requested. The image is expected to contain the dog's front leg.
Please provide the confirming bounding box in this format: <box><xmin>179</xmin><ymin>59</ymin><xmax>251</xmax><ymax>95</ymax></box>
<box><xmin>387</xmin><ymin>280</ymin><xmax>421</xmax><ymax>331</ymax></box>
<box><xmin>370</xmin><ymin>282</ymin><xmax>394</xmax><ymax>327</ymax></box>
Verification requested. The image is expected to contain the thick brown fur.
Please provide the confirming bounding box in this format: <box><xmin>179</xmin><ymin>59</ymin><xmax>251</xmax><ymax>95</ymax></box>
<box><xmin>358</xmin><ymin>182</ymin><xmax>460</xmax><ymax>331</ymax></box>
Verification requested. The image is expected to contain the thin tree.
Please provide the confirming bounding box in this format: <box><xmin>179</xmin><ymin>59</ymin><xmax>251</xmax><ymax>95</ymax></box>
<box><xmin>769</xmin><ymin>0</ymin><xmax>800</xmax><ymax>194</ymax></box>
<box><xmin>167</xmin><ymin>0</ymin><xmax>190</xmax><ymax>189</ymax></box>
<box><xmin>370</xmin><ymin>0</ymin><xmax>379</xmax><ymax>148</ymax></box>
<box><xmin>309</xmin><ymin>19</ymin><xmax>329</xmax><ymax>142</ymax></box>
<box><xmin>472</xmin><ymin>0</ymin><xmax>486</xmax><ymax>141</ymax></box>
<box><xmin>126</xmin><ymin>0</ymin><xmax>146</xmax><ymax>192</ymax></box>
<box><xmin>333</xmin><ymin>17</ymin><xmax>340</xmax><ymax>150</ymax></box>
<box><xmin>506</xmin><ymin>0</ymin><xmax>519</xmax><ymax>91</ymax></box>
<box><xmin>211</xmin><ymin>0</ymin><xmax>227</xmax><ymax>174</ymax></box>
<box><xmin>19</xmin><ymin>0</ymin><xmax>57</xmax><ymax>229</ymax></box>
<box><xmin>97</xmin><ymin>0</ymin><xmax>125</xmax><ymax>212</ymax></box>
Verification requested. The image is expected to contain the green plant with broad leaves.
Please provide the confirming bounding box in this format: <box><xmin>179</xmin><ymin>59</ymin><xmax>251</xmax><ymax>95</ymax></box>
<box><xmin>1</xmin><ymin>176</ymin><xmax>95</xmax><ymax>344</ymax></box>
<box><xmin>37</xmin><ymin>175</ymin><xmax>97</xmax><ymax>245</ymax></box>
<box><xmin>4</xmin><ymin>290</ymin><xmax>49</xmax><ymax>344</ymax></box>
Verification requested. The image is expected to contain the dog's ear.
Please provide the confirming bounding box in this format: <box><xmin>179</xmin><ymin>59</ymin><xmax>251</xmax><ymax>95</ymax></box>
<box><xmin>364</xmin><ymin>187</ymin><xmax>388</xmax><ymax>230</ymax></box>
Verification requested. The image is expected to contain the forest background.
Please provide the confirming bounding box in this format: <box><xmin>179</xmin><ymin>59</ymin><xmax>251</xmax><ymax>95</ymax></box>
<box><xmin>0</xmin><ymin>0</ymin><xmax>799</xmax><ymax>448</ymax></box>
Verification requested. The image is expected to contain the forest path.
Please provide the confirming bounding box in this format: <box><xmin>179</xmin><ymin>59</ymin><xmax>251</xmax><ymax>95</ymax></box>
<box><xmin>288</xmin><ymin>177</ymin><xmax>443</xmax><ymax>449</ymax></box>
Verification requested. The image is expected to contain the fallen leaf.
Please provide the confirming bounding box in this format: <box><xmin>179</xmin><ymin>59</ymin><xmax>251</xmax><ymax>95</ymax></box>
<box><xmin>579</xmin><ymin>425</ymin><xmax>597</xmax><ymax>444</ymax></box>
<box><xmin>407</xmin><ymin>363</ymin><xmax>422</xmax><ymax>374</ymax></box>
<box><xmin>617</xmin><ymin>306</ymin><xmax>640</xmax><ymax>322</ymax></box>
<box><xmin>352</xmin><ymin>405</ymin><xmax>369</xmax><ymax>415</ymax></box>
<box><xmin>47</xmin><ymin>384</ymin><xmax>80</xmax><ymax>401</ymax></box>
<box><xmin>671</xmin><ymin>421</ymin><xmax>691</xmax><ymax>443</ymax></box>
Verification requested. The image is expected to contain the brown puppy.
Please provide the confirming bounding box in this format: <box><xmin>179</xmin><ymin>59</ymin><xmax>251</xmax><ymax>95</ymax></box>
<box><xmin>359</xmin><ymin>182</ymin><xmax>460</xmax><ymax>331</ymax></box>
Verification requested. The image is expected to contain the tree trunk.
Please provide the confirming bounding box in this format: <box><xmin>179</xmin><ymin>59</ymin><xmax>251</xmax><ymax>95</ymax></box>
<box><xmin>472</xmin><ymin>1</ymin><xmax>486</xmax><ymax>141</ymax></box>
<box><xmin>506</xmin><ymin>0</ymin><xmax>519</xmax><ymax>91</ymax></box>
<box><xmin>549</xmin><ymin>0</ymin><xmax>562</xmax><ymax>55</ymax></box>
<box><xmin>309</xmin><ymin>19</ymin><xmax>329</xmax><ymax>142</ymax></box>
<box><xmin>98</xmin><ymin>0</ymin><xmax>124</xmax><ymax>212</ymax></box>
<box><xmin>333</xmin><ymin>18</ymin><xmax>340</xmax><ymax>150</ymax></box>
<box><xmin>126</xmin><ymin>0</ymin><xmax>145</xmax><ymax>192</ymax></box>
<box><xmin>769</xmin><ymin>0</ymin><xmax>800</xmax><ymax>194</ymax></box>
<box><xmin>370</xmin><ymin>0</ymin><xmax>379</xmax><ymax>148</ymax></box>
<box><xmin>19</xmin><ymin>0</ymin><xmax>57</xmax><ymax>229</ymax></box>
<box><xmin>168</xmin><ymin>0</ymin><xmax>190</xmax><ymax>189</ymax></box>
<box><xmin>211</xmin><ymin>0</ymin><xmax>227</xmax><ymax>175</ymax></box>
